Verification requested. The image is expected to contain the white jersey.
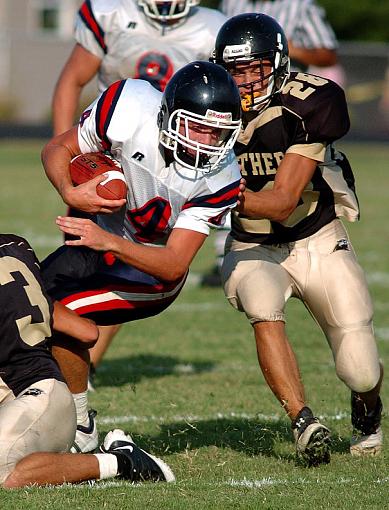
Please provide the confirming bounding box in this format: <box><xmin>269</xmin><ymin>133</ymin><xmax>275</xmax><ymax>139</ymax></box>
<box><xmin>76</xmin><ymin>0</ymin><xmax>227</xmax><ymax>91</ymax></box>
<box><xmin>220</xmin><ymin>0</ymin><xmax>338</xmax><ymax>71</ymax></box>
<box><xmin>78</xmin><ymin>79</ymin><xmax>241</xmax><ymax>246</ymax></box>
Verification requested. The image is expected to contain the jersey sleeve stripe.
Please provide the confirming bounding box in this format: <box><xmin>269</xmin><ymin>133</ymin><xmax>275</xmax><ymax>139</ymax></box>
<box><xmin>182</xmin><ymin>179</ymin><xmax>240</xmax><ymax>210</ymax></box>
<box><xmin>79</xmin><ymin>0</ymin><xmax>107</xmax><ymax>54</ymax></box>
<box><xmin>95</xmin><ymin>80</ymin><xmax>126</xmax><ymax>151</ymax></box>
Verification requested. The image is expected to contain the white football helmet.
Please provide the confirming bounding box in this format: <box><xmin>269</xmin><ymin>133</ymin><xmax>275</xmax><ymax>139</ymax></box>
<box><xmin>137</xmin><ymin>1</ymin><xmax>200</xmax><ymax>31</ymax></box>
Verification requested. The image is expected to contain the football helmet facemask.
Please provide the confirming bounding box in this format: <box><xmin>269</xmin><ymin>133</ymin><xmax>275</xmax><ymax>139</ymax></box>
<box><xmin>211</xmin><ymin>13</ymin><xmax>290</xmax><ymax>112</ymax></box>
<box><xmin>137</xmin><ymin>1</ymin><xmax>200</xmax><ymax>31</ymax></box>
<box><xmin>158</xmin><ymin>61</ymin><xmax>242</xmax><ymax>173</ymax></box>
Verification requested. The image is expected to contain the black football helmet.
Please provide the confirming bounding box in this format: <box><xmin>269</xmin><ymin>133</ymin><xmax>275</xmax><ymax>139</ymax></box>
<box><xmin>211</xmin><ymin>13</ymin><xmax>290</xmax><ymax>112</ymax></box>
<box><xmin>137</xmin><ymin>1</ymin><xmax>200</xmax><ymax>32</ymax></box>
<box><xmin>158</xmin><ymin>61</ymin><xmax>242</xmax><ymax>172</ymax></box>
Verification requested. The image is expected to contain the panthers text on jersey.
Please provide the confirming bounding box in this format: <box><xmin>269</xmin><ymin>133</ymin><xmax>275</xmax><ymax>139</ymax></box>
<box><xmin>0</xmin><ymin>235</ymin><xmax>64</xmax><ymax>401</ymax></box>
<box><xmin>232</xmin><ymin>72</ymin><xmax>359</xmax><ymax>245</ymax></box>
<box><xmin>76</xmin><ymin>0</ymin><xmax>227</xmax><ymax>91</ymax></box>
<box><xmin>78</xmin><ymin>78</ymin><xmax>242</xmax><ymax>247</ymax></box>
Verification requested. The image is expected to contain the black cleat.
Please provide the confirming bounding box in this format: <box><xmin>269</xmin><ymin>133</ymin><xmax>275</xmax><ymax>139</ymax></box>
<box><xmin>100</xmin><ymin>429</ymin><xmax>175</xmax><ymax>482</ymax></box>
<box><xmin>292</xmin><ymin>407</ymin><xmax>331</xmax><ymax>467</ymax></box>
<box><xmin>350</xmin><ymin>393</ymin><xmax>383</xmax><ymax>456</ymax></box>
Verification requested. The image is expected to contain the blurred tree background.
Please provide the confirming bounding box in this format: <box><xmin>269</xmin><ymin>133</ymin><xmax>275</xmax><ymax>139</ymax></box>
<box><xmin>202</xmin><ymin>1</ymin><xmax>389</xmax><ymax>42</ymax></box>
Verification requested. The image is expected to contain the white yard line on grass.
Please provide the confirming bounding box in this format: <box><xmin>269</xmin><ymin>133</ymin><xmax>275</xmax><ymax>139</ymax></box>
<box><xmin>375</xmin><ymin>327</ymin><xmax>389</xmax><ymax>340</ymax></box>
<box><xmin>366</xmin><ymin>272</ymin><xmax>389</xmax><ymax>286</ymax></box>
<box><xmin>45</xmin><ymin>476</ymin><xmax>389</xmax><ymax>491</ymax></box>
<box><xmin>97</xmin><ymin>411</ymin><xmax>350</xmax><ymax>426</ymax></box>
<box><xmin>226</xmin><ymin>477</ymin><xmax>389</xmax><ymax>489</ymax></box>
<box><xmin>188</xmin><ymin>271</ymin><xmax>389</xmax><ymax>288</ymax></box>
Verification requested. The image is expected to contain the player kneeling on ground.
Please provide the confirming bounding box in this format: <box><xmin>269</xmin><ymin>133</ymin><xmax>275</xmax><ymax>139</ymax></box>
<box><xmin>211</xmin><ymin>13</ymin><xmax>384</xmax><ymax>466</ymax></box>
<box><xmin>0</xmin><ymin>234</ymin><xmax>174</xmax><ymax>487</ymax></box>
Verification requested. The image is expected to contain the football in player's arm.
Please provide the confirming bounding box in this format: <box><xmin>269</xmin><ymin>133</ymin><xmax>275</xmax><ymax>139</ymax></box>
<box><xmin>52</xmin><ymin>0</ymin><xmax>228</xmax><ymax>374</ymax></box>
<box><xmin>41</xmin><ymin>61</ymin><xmax>245</xmax><ymax>454</ymax></box>
<box><xmin>211</xmin><ymin>14</ymin><xmax>383</xmax><ymax>466</ymax></box>
<box><xmin>0</xmin><ymin>235</ymin><xmax>174</xmax><ymax>487</ymax></box>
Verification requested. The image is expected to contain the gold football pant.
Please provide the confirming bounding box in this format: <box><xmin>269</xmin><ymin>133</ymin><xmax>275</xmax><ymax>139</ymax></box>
<box><xmin>0</xmin><ymin>379</ymin><xmax>76</xmax><ymax>483</ymax></box>
<box><xmin>222</xmin><ymin>219</ymin><xmax>381</xmax><ymax>393</ymax></box>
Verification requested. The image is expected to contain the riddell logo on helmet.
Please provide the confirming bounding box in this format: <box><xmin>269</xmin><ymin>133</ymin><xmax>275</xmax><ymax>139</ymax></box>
<box><xmin>223</xmin><ymin>44</ymin><xmax>251</xmax><ymax>59</ymax></box>
<box><xmin>206</xmin><ymin>110</ymin><xmax>232</xmax><ymax>121</ymax></box>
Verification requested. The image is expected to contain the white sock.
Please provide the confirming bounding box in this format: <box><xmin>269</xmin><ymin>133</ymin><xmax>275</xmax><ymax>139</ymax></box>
<box><xmin>94</xmin><ymin>453</ymin><xmax>119</xmax><ymax>479</ymax></box>
<box><xmin>72</xmin><ymin>391</ymin><xmax>89</xmax><ymax>426</ymax></box>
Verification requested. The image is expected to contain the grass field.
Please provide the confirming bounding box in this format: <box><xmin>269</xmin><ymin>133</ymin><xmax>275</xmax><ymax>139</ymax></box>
<box><xmin>0</xmin><ymin>140</ymin><xmax>388</xmax><ymax>509</ymax></box>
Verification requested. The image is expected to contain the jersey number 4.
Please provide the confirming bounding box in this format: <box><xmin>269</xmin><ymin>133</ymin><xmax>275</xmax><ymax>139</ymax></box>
<box><xmin>126</xmin><ymin>197</ymin><xmax>172</xmax><ymax>243</ymax></box>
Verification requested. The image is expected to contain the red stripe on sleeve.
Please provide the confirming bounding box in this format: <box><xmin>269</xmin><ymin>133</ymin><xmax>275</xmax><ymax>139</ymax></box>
<box><xmin>80</xmin><ymin>2</ymin><xmax>107</xmax><ymax>53</ymax></box>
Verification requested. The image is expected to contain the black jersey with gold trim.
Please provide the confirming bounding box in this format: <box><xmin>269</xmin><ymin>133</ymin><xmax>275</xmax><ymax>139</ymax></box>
<box><xmin>232</xmin><ymin>72</ymin><xmax>359</xmax><ymax>244</ymax></box>
<box><xmin>0</xmin><ymin>234</ymin><xmax>64</xmax><ymax>400</ymax></box>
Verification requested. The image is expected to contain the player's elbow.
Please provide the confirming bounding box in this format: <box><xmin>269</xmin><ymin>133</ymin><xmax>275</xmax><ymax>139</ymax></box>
<box><xmin>271</xmin><ymin>202</ymin><xmax>297</xmax><ymax>222</ymax></box>
<box><xmin>77</xmin><ymin>319</ymin><xmax>99</xmax><ymax>348</ymax></box>
<box><xmin>159</xmin><ymin>262</ymin><xmax>188</xmax><ymax>283</ymax></box>
<box><xmin>162</xmin><ymin>268</ymin><xmax>187</xmax><ymax>283</ymax></box>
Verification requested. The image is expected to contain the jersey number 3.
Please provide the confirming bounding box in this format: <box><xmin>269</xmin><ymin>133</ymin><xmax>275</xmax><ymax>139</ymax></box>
<box><xmin>0</xmin><ymin>256</ymin><xmax>51</xmax><ymax>346</ymax></box>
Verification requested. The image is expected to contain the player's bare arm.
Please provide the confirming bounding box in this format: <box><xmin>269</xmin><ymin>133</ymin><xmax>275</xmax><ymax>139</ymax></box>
<box><xmin>288</xmin><ymin>41</ymin><xmax>337</xmax><ymax>68</ymax></box>
<box><xmin>238</xmin><ymin>152</ymin><xmax>317</xmax><ymax>221</ymax></box>
<box><xmin>42</xmin><ymin>127</ymin><xmax>126</xmax><ymax>214</ymax></box>
<box><xmin>52</xmin><ymin>44</ymin><xmax>102</xmax><ymax>136</ymax></box>
<box><xmin>56</xmin><ymin>216</ymin><xmax>207</xmax><ymax>282</ymax></box>
<box><xmin>52</xmin><ymin>301</ymin><xmax>98</xmax><ymax>347</ymax></box>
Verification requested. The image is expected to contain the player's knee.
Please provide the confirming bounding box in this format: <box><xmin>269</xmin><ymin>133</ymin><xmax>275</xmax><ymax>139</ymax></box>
<box><xmin>334</xmin><ymin>334</ymin><xmax>380</xmax><ymax>392</ymax></box>
<box><xmin>2</xmin><ymin>465</ymin><xmax>24</xmax><ymax>488</ymax></box>
<box><xmin>337</xmin><ymin>365</ymin><xmax>380</xmax><ymax>393</ymax></box>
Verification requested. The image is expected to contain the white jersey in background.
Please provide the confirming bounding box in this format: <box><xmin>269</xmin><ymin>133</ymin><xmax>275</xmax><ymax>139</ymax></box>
<box><xmin>76</xmin><ymin>0</ymin><xmax>227</xmax><ymax>91</ymax></box>
<box><xmin>78</xmin><ymin>79</ymin><xmax>241</xmax><ymax>245</ymax></box>
<box><xmin>219</xmin><ymin>0</ymin><xmax>338</xmax><ymax>71</ymax></box>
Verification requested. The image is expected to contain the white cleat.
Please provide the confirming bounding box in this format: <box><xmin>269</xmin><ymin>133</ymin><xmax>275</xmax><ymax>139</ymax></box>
<box><xmin>350</xmin><ymin>393</ymin><xmax>383</xmax><ymax>457</ymax></box>
<box><xmin>71</xmin><ymin>409</ymin><xmax>99</xmax><ymax>453</ymax></box>
<box><xmin>350</xmin><ymin>426</ymin><xmax>383</xmax><ymax>457</ymax></box>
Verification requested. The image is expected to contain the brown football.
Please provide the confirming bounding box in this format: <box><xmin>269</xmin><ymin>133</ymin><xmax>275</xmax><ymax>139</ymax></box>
<box><xmin>70</xmin><ymin>152</ymin><xmax>127</xmax><ymax>200</ymax></box>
